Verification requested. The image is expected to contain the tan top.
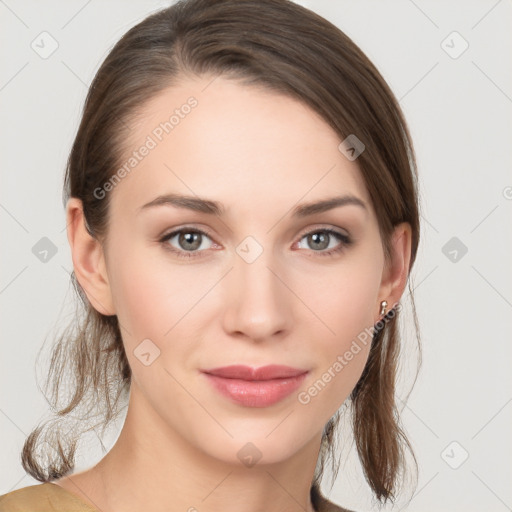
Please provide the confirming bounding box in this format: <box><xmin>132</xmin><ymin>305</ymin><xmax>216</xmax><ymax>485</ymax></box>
<box><xmin>0</xmin><ymin>482</ymin><xmax>353</xmax><ymax>512</ymax></box>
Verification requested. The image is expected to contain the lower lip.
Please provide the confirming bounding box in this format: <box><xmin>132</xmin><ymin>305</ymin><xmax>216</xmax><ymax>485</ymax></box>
<box><xmin>202</xmin><ymin>372</ymin><xmax>308</xmax><ymax>407</ymax></box>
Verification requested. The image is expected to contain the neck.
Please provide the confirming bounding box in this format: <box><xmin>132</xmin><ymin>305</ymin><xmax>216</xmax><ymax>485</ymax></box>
<box><xmin>87</xmin><ymin>384</ymin><xmax>323</xmax><ymax>512</ymax></box>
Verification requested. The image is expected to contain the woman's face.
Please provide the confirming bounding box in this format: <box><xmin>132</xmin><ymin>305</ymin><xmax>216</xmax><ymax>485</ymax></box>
<box><xmin>93</xmin><ymin>76</ymin><xmax>391</xmax><ymax>465</ymax></box>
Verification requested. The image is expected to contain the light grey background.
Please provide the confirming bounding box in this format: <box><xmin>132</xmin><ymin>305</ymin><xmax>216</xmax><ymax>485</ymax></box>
<box><xmin>1</xmin><ymin>1</ymin><xmax>511</xmax><ymax>511</ymax></box>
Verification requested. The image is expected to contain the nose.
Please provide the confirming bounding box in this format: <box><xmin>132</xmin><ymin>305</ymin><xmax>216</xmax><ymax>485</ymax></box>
<box><xmin>222</xmin><ymin>246</ymin><xmax>293</xmax><ymax>343</ymax></box>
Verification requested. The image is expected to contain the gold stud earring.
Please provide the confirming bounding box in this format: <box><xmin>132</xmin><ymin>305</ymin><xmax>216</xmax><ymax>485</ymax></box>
<box><xmin>379</xmin><ymin>300</ymin><xmax>388</xmax><ymax>316</ymax></box>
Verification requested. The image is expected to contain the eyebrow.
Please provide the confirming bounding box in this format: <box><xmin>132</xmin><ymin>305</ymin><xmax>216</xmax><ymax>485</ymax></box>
<box><xmin>139</xmin><ymin>193</ymin><xmax>367</xmax><ymax>217</ymax></box>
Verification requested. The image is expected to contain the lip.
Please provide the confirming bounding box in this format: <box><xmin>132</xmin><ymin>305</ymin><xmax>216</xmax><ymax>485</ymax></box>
<box><xmin>202</xmin><ymin>364</ymin><xmax>307</xmax><ymax>380</ymax></box>
<box><xmin>201</xmin><ymin>365</ymin><xmax>309</xmax><ymax>408</ymax></box>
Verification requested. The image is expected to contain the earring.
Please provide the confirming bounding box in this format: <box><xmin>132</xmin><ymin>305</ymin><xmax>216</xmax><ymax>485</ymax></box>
<box><xmin>379</xmin><ymin>300</ymin><xmax>388</xmax><ymax>316</ymax></box>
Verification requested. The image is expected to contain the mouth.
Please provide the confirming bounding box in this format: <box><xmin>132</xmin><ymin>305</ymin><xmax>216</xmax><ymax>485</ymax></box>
<box><xmin>200</xmin><ymin>365</ymin><xmax>309</xmax><ymax>408</ymax></box>
<box><xmin>201</xmin><ymin>364</ymin><xmax>308</xmax><ymax>380</ymax></box>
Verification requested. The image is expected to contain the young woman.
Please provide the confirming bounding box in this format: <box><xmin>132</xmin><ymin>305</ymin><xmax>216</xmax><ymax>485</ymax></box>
<box><xmin>0</xmin><ymin>1</ymin><xmax>420</xmax><ymax>511</ymax></box>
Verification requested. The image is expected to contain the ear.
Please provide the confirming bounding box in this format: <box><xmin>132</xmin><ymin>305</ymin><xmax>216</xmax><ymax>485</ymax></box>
<box><xmin>376</xmin><ymin>222</ymin><xmax>412</xmax><ymax>321</ymax></box>
<box><xmin>66</xmin><ymin>197</ymin><xmax>115</xmax><ymax>316</ymax></box>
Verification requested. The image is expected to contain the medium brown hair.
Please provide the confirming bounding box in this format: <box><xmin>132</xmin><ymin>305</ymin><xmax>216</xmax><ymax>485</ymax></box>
<box><xmin>22</xmin><ymin>0</ymin><xmax>421</xmax><ymax>504</ymax></box>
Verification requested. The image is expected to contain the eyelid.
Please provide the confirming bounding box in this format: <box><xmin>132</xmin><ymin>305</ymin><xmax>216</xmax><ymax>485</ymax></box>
<box><xmin>159</xmin><ymin>224</ymin><xmax>216</xmax><ymax>241</ymax></box>
<box><xmin>158</xmin><ymin>223</ymin><xmax>352</xmax><ymax>258</ymax></box>
<box><xmin>159</xmin><ymin>223</ymin><xmax>349</xmax><ymax>243</ymax></box>
<box><xmin>296</xmin><ymin>223</ymin><xmax>350</xmax><ymax>239</ymax></box>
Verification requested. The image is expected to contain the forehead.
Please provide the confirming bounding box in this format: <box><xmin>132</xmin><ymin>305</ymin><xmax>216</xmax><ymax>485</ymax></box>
<box><xmin>108</xmin><ymin>76</ymin><xmax>372</xmax><ymax>220</ymax></box>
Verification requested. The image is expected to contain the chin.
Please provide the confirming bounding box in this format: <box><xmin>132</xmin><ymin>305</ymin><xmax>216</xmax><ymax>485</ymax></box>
<box><xmin>193</xmin><ymin>421</ymin><xmax>315</xmax><ymax>468</ymax></box>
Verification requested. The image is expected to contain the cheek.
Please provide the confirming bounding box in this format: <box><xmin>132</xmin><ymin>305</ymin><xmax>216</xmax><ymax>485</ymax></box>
<box><xmin>296</xmin><ymin>251</ymin><xmax>382</xmax><ymax>409</ymax></box>
<box><xmin>107</xmin><ymin>242</ymin><xmax>216</xmax><ymax>356</ymax></box>
<box><xmin>303</xmin><ymin>252</ymin><xmax>382</xmax><ymax>346</ymax></box>
<box><xmin>106</xmin><ymin>247</ymin><xmax>210</xmax><ymax>406</ymax></box>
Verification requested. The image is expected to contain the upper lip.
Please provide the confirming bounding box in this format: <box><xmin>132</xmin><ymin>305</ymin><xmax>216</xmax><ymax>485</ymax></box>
<box><xmin>201</xmin><ymin>365</ymin><xmax>308</xmax><ymax>381</ymax></box>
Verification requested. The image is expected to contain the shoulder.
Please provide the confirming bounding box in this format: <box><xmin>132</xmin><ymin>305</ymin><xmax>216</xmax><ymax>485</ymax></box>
<box><xmin>316</xmin><ymin>495</ymin><xmax>356</xmax><ymax>512</ymax></box>
<box><xmin>312</xmin><ymin>484</ymin><xmax>355</xmax><ymax>512</ymax></box>
<box><xmin>0</xmin><ymin>483</ymin><xmax>98</xmax><ymax>512</ymax></box>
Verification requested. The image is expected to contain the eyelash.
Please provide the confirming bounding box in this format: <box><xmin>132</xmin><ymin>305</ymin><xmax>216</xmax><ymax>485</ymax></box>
<box><xmin>159</xmin><ymin>226</ymin><xmax>352</xmax><ymax>260</ymax></box>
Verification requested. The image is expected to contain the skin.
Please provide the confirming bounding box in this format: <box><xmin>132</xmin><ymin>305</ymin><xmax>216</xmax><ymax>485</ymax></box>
<box><xmin>55</xmin><ymin>76</ymin><xmax>412</xmax><ymax>512</ymax></box>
